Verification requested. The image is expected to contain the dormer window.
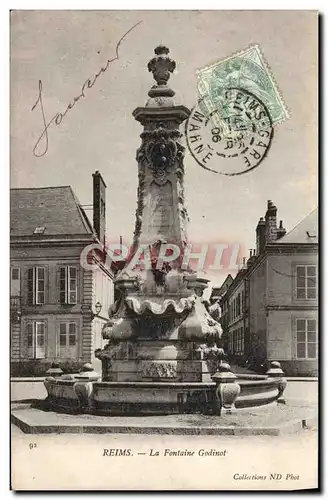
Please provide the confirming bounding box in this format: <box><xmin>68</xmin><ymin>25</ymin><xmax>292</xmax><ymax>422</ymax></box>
<box><xmin>34</xmin><ymin>226</ymin><xmax>46</xmax><ymax>234</ymax></box>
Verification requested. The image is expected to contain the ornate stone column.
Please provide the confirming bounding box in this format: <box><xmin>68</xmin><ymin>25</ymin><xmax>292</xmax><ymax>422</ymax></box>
<box><xmin>132</xmin><ymin>45</ymin><xmax>190</xmax><ymax>257</ymax></box>
<box><xmin>96</xmin><ymin>46</ymin><xmax>222</xmax><ymax>385</ymax></box>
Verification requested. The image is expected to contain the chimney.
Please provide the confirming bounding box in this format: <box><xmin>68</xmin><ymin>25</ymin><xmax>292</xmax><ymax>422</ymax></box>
<box><xmin>265</xmin><ymin>200</ymin><xmax>277</xmax><ymax>243</ymax></box>
<box><xmin>276</xmin><ymin>220</ymin><xmax>286</xmax><ymax>239</ymax></box>
<box><xmin>256</xmin><ymin>217</ymin><xmax>266</xmax><ymax>254</ymax></box>
<box><xmin>93</xmin><ymin>170</ymin><xmax>106</xmax><ymax>245</ymax></box>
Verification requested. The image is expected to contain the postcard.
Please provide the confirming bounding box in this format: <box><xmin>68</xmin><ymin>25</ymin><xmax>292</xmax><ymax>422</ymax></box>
<box><xmin>10</xmin><ymin>9</ymin><xmax>318</xmax><ymax>491</ymax></box>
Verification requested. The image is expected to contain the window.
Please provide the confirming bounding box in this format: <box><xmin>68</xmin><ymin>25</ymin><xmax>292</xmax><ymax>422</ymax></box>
<box><xmin>27</xmin><ymin>267</ymin><xmax>45</xmax><ymax>304</ymax></box>
<box><xmin>228</xmin><ymin>333</ymin><xmax>233</xmax><ymax>353</ymax></box>
<box><xmin>296</xmin><ymin>319</ymin><xmax>317</xmax><ymax>359</ymax></box>
<box><xmin>26</xmin><ymin>321</ymin><xmax>46</xmax><ymax>359</ymax></box>
<box><xmin>11</xmin><ymin>267</ymin><xmax>20</xmax><ymax>296</ymax></box>
<box><xmin>58</xmin><ymin>322</ymin><xmax>78</xmax><ymax>357</ymax></box>
<box><xmin>233</xmin><ymin>327</ymin><xmax>244</xmax><ymax>354</ymax></box>
<box><xmin>240</xmin><ymin>327</ymin><xmax>244</xmax><ymax>354</ymax></box>
<box><xmin>296</xmin><ymin>265</ymin><xmax>317</xmax><ymax>299</ymax></box>
<box><xmin>59</xmin><ymin>266</ymin><xmax>77</xmax><ymax>304</ymax></box>
<box><xmin>11</xmin><ymin>268</ymin><xmax>19</xmax><ymax>280</ymax></box>
<box><xmin>34</xmin><ymin>226</ymin><xmax>46</xmax><ymax>234</ymax></box>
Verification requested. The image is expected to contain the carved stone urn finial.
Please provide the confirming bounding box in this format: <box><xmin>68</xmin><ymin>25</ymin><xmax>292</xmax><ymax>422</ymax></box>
<box><xmin>148</xmin><ymin>45</ymin><xmax>176</xmax><ymax>86</ymax></box>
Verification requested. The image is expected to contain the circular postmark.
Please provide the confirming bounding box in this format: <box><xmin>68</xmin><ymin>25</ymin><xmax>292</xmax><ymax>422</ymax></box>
<box><xmin>185</xmin><ymin>88</ymin><xmax>274</xmax><ymax>176</ymax></box>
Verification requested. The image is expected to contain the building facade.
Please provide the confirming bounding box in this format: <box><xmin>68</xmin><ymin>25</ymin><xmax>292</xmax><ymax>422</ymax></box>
<box><xmin>209</xmin><ymin>275</ymin><xmax>233</xmax><ymax>352</ymax></box>
<box><xmin>10</xmin><ymin>171</ymin><xmax>114</xmax><ymax>376</ymax></box>
<box><xmin>226</xmin><ymin>270</ymin><xmax>248</xmax><ymax>360</ymax></box>
<box><xmin>220</xmin><ymin>201</ymin><xmax>318</xmax><ymax>376</ymax></box>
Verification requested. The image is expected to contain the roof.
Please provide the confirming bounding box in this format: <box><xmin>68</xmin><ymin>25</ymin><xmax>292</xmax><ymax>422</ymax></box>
<box><xmin>10</xmin><ymin>186</ymin><xmax>94</xmax><ymax>237</ymax></box>
<box><xmin>276</xmin><ymin>208</ymin><xmax>318</xmax><ymax>244</ymax></box>
<box><xmin>210</xmin><ymin>274</ymin><xmax>234</xmax><ymax>301</ymax></box>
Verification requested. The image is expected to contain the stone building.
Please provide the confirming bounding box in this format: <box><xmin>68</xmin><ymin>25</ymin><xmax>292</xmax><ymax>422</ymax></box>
<box><xmin>224</xmin><ymin>269</ymin><xmax>248</xmax><ymax>359</ymax></box>
<box><xmin>220</xmin><ymin>201</ymin><xmax>318</xmax><ymax>376</ymax></box>
<box><xmin>10</xmin><ymin>171</ymin><xmax>114</xmax><ymax>376</ymax></box>
<box><xmin>209</xmin><ymin>275</ymin><xmax>233</xmax><ymax>350</ymax></box>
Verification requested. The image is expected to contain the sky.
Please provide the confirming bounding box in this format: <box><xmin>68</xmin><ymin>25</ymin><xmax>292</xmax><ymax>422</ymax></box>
<box><xmin>10</xmin><ymin>10</ymin><xmax>318</xmax><ymax>285</ymax></box>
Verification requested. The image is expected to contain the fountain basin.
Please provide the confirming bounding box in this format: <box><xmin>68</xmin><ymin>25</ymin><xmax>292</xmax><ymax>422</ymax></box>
<box><xmin>42</xmin><ymin>373</ymin><xmax>283</xmax><ymax>416</ymax></box>
<box><xmin>236</xmin><ymin>377</ymin><xmax>281</xmax><ymax>408</ymax></box>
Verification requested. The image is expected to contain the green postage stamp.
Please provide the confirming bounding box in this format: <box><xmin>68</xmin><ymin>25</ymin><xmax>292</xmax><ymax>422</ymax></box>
<box><xmin>196</xmin><ymin>44</ymin><xmax>290</xmax><ymax>126</ymax></box>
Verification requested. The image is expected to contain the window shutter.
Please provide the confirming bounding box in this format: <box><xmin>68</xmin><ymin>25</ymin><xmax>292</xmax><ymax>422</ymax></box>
<box><xmin>36</xmin><ymin>267</ymin><xmax>45</xmax><ymax>304</ymax></box>
<box><xmin>68</xmin><ymin>266</ymin><xmax>77</xmax><ymax>304</ymax></box>
<box><xmin>35</xmin><ymin>322</ymin><xmax>46</xmax><ymax>359</ymax></box>
<box><xmin>59</xmin><ymin>267</ymin><xmax>67</xmax><ymax>304</ymax></box>
<box><xmin>56</xmin><ymin>267</ymin><xmax>62</xmax><ymax>304</ymax></box>
<box><xmin>27</xmin><ymin>268</ymin><xmax>34</xmax><ymax>305</ymax></box>
<box><xmin>26</xmin><ymin>322</ymin><xmax>34</xmax><ymax>358</ymax></box>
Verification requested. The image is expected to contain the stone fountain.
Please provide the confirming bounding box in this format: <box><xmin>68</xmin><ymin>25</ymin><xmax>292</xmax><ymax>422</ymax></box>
<box><xmin>92</xmin><ymin>45</ymin><xmax>225</xmax><ymax>413</ymax></box>
<box><xmin>43</xmin><ymin>47</ymin><xmax>287</xmax><ymax>416</ymax></box>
